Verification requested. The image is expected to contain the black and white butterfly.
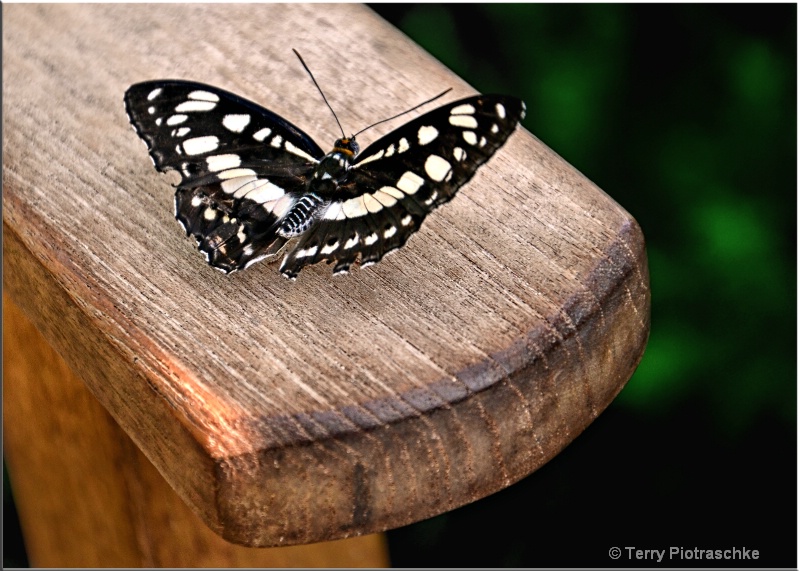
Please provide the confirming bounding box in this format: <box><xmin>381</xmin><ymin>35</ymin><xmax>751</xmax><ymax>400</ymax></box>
<box><xmin>124</xmin><ymin>53</ymin><xmax>525</xmax><ymax>279</ymax></box>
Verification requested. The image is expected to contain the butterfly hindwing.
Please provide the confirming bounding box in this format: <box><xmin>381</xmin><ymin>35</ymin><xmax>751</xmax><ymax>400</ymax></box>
<box><xmin>173</xmin><ymin>183</ymin><xmax>292</xmax><ymax>273</ymax></box>
<box><xmin>278</xmin><ymin>95</ymin><xmax>525</xmax><ymax>278</ymax></box>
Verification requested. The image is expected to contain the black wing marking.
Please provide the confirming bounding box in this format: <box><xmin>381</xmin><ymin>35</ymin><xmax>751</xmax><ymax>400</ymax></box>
<box><xmin>279</xmin><ymin>94</ymin><xmax>525</xmax><ymax>278</ymax></box>
<box><xmin>125</xmin><ymin>80</ymin><xmax>323</xmax><ymax>271</ymax></box>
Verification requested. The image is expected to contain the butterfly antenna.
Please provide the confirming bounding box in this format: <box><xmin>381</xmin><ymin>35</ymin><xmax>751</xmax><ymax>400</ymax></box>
<box><xmin>293</xmin><ymin>49</ymin><xmax>346</xmax><ymax>139</ymax></box>
<box><xmin>353</xmin><ymin>87</ymin><xmax>453</xmax><ymax>138</ymax></box>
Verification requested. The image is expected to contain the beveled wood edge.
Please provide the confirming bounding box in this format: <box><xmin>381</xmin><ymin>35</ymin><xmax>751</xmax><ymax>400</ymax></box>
<box><xmin>3</xmin><ymin>221</ymin><xmax>224</xmax><ymax>532</ymax></box>
<box><xmin>213</xmin><ymin>217</ymin><xmax>650</xmax><ymax>546</ymax></box>
<box><xmin>3</xmin><ymin>205</ymin><xmax>649</xmax><ymax>547</ymax></box>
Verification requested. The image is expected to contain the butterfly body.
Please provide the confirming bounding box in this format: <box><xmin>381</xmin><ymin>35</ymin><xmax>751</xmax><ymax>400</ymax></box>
<box><xmin>125</xmin><ymin>79</ymin><xmax>524</xmax><ymax>279</ymax></box>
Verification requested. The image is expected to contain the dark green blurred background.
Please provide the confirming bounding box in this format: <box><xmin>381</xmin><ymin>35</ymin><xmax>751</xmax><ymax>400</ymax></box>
<box><xmin>4</xmin><ymin>4</ymin><xmax>795</xmax><ymax>568</ymax></box>
<box><xmin>369</xmin><ymin>3</ymin><xmax>796</xmax><ymax>568</ymax></box>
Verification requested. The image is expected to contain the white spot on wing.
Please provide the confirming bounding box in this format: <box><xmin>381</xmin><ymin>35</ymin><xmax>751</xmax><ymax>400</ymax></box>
<box><xmin>243</xmin><ymin>180</ymin><xmax>285</xmax><ymax>203</ymax></box>
<box><xmin>167</xmin><ymin>114</ymin><xmax>188</xmax><ymax>126</ymax></box>
<box><xmin>345</xmin><ymin>234</ymin><xmax>359</xmax><ymax>249</ymax></box>
<box><xmin>365</xmin><ymin>233</ymin><xmax>378</xmax><ymax>245</ymax></box>
<box><xmin>495</xmin><ymin>102</ymin><xmax>506</xmax><ymax>119</ymax></box>
<box><xmin>322</xmin><ymin>202</ymin><xmax>343</xmax><ymax>220</ymax></box>
<box><xmin>285</xmin><ymin>141</ymin><xmax>318</xmax><ymax>163</ymax></box>
<box><xmin>183</xmin><ymin>136</ymin><xmax>219</xmax><ymax>155</ymax></box>
<box><xmin>321</xmin><ymin>241</ymin><xmax>340</xmax><ymax>255</ymax></box>
<box><xmin>462</xmin><ymin>131</ymin><xmax>478</xmax><ymax>145</ymax></box>
<box><xmin>356</xmin><ymin>149</ymin><xmax>384</xmax><ymax>167</ymax></box>
<box><xmin>147</xmin><ymin>106</ymin><xmax>156</xmax><ymax>115</ymax></box>
<box><xmin>264</xmin><ymin>194</ymin><xmax>295</xmax><ymax>218</ymax></box>
<box><xmin>424</xmin><ymin>155</ymin><xmax>451</xmax><ymax>182</ymax></box>
<box><xmin>270</xmin><ymin>135</ymin><xmax>283</xmax><ymax>148</ymax></box>
<box><xmin>173</xmin><ymin>127</ymin><xmax>191</xmax><ymax>137</ymax></box>
<box><xmin>417</xmin><ymin>125</ymin><xmax>438</xmax><ymax>145</ymax></box>
<box><xmin>203</xmin><ymin>207</ymin><xmax>217</xmax><ymax>220</ymax></box>
<box><xmin>363</xmin><ymin>193</ymin><xmax>383</xmax><ymax>213</ymax></box>
<box><xmin>221</xmin><ymin>175</ymin><xmax>257</xmax><ymax>195</ymax></box>
<box><xmin>401</xmin><ymin>214</ymin><xmax>413</xmax><ymax>226</ymax></box>
<box><xmin>373</xmin><ymin>189</ymin><xmax>398</xmax><ymax>207</ymax></box>
<box><xmin>424</xmin><ymin>190</ymin><xmax>439</xmax><ymax>206</ymax></box>
<box><xmin>296</xmin><ymin>246</ymin><xmax>318</xmax><ymax>258</ymax></box>
<box><xmin>206</xmin><ymin>154</ymin><xmax>241</xmax><ymax>172</ymax></box>
<box><xmin>188</xmin><ymin>90</ymin><xmax>220</xmax><ymax>102</ymax></box>
<box><xmin>191</xmin><ymin>195</ymin><xmax>203</xmax><ymax>207</ymax></box>
<box><xmin>217</xmin><ymin>168</ymin><xmax>257</xmax><ymax>180</ymax></box>
<box><xmin>378</xmin><ymin>186</ymin><xmax>404</xmax><ymax>200</ymax></box>
<box><xmin>450</xmin><ymin>103</ymin><xmax>476</xmax><ymax>115</ymax></box>
<box><xmin>385</xmin><ymin>144</ymin><xmax>396</xmax><ymax>157</ymax></box>
<box><xmin>453</xmin><ymin>147</ymin><xmax>466</xmax><ymax>161</ymax></box>
<box><xmin>222</xmin><ymin>114</ymin><xmax>251</xmax><ymax>133</ymax></box>
<box><xmin>147</xmin><ymin>88</ymin><xmax>162</xmax><ymax>101</ymax></box>
<box><xmin>253</xmin><ymin>127</ymin><xmax>272</xmax><ymax>141</ymax></box>
<box><xmin>175</xmin><ymin>100</ymin><xmax>216</xmax><ymax>112</ymax></box>
<box><xmin>396</xmin><ymin>171</ymin><xmax>424</xmax><ymax>195</ymax></box>
<box><xmin>384</xmin><ymin>226</ymin><xmax>397</xmax><ymax>238</ymax></box>
<box><xmin>398</xmin><ymin>138</ymin><xmax>410</xmax><ymax>153</ymax></box>
<box><xmin>449</xmin><ymin>115</ymin><xmax>478</xmax><ymax>129</ymax></box>
<box><xmin>342</xmin><ymin>196</ymin><xmax>368</xmax><ymax>218</ymax></box>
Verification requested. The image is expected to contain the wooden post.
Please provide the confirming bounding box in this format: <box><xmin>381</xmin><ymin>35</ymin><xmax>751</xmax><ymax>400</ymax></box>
<box><xmin>3</xmin><ymin>295</ymin><xmax>388</xmax><ymax>567</ymax></box>
<box><xmin>3</xmin><ymin>3</ymin><xmax>649</xmax><ymax>565</ymax></box>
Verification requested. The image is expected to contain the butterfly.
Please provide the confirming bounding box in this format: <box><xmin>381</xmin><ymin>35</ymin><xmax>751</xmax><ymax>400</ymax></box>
<box><xmin>124</xmin><ymin>52</ymin><xmax>525</xmax><ymax>279</ymax></box>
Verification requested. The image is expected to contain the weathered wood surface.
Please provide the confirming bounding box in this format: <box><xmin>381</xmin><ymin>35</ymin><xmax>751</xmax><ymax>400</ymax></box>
<box><xmin>3</xmin><ymin>295</ymin><xmax>389</xmax><ymax>567</ymax></box>
<box><xmin>3</xmin><ymin>3</ymin><xmax>650</xmax><ymax>548</ymax></box>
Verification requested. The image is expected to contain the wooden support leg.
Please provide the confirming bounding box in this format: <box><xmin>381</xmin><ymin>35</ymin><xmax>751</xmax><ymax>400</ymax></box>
<box><xmin>3</xmin><ymin>296</ymin><xmax>389</xmax><ymax>567</ymax></box>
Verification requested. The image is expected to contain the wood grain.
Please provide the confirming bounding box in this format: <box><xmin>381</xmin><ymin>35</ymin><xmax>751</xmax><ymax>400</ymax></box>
<box><xmin>3</xmin><ymin>4</ymin><xmax>650</xmax><ymax>547</ymax></box>
<box><xmin>3</xmin><ymin>295</ymin><xmax>389</xmax><ymax>567</ymax></box>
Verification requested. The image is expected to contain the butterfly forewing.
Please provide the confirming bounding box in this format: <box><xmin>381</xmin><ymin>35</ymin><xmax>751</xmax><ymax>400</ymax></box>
<box><xmin>278</xmin><ymin>95</ymin><xmax>525</xmax><ymax>278</ymax></box>
<box><xmin>125</xmin><ymin>80</ymin><xmax>324</xmax><ymax>177</ymax></box>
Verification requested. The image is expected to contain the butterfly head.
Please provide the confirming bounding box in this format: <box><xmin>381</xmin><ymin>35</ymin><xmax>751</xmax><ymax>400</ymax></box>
<box><xmin>333</xmin><ymin>137</ymin><xmax>359</xmax><ymax>158</ymax></box>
